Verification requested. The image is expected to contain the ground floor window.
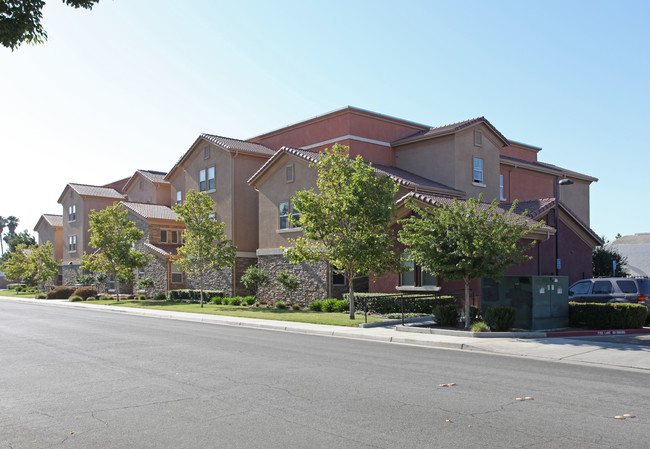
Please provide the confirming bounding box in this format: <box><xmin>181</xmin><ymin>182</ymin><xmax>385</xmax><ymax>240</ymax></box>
<box><xmin>399</xmin><ymin>254</ymin><xmax>437</xmax><ymax>288</ymax></box>
<box><xmin>171</xmin><ymin>264</ymin><xmax>183</xmax><ymax>283</ymax></box>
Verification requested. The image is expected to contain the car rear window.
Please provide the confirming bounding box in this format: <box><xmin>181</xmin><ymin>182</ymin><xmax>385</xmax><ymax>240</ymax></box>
<box><xmin>616</xmin><ymin>280</ymin><xmax>638</xmax><ymax>293</ymax></box>
<box><xmin>592</xmin><ymin>281</ymin><xmax>613</xmax><ymax>294</ymax></box>
<box><xmin>636</xmin><ymin>279</ymin><xmax>650</xmax><ymax>295</ymax></box>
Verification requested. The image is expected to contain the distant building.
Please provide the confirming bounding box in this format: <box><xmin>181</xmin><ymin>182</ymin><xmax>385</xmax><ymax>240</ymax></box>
<box><xmin>606</xmin><ymin>233</ymin><xmax>650</xmax><ymax>277</ymax></box>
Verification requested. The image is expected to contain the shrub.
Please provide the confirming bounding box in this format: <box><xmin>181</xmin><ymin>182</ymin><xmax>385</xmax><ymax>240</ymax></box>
<box><xmin>469</xmin><ymin>305</ymin><xmax>482</xmax><ymax>324</ymax></box>
<box><xmin>169</xmin><ymin>289</ymin><xmax>224</xmax><ymax>302</ymax></box>
<box><xmin>309</xmin><ymin>300</ymin><xmax>323</xmax><ymax>311</ymax></box>
<box><xmin>68</xmin><ymin>295</ymin><xmax>83</xmax><ymax>302</ymax></box>
<box><xmin>569</xmin><ymin>302</ymin><xmax>647</xmax><ymax>329</ymax></box>
<box><xmin>275</xmin><ymin>301</ymin><xmax>288</xmax><ymax>309</ymax></box>
<box><xmin>321</xmin><ymin>298</ymin><xmax>338</xmax><ymax>312</ymax></box>
<box><xmin>344</xmin><ymin>292</ymin><xmax>457</xmax><ymax>315</ymax></box>
<box><xmin>137</xmin><ymin>276</ymin><xmax>154</xmax><ymax>290</ymax></box>
<box><xmin>8</xmin><ymin>284</ymin><xmax>26</xmax><ymax>290</ymax></box>
<box><xmin>138</xmin><ymin>294</ymin><xmax>146</xmax><ymax>300</ymax></box>
<box><xmin>154</xmin><ymin>292</ymin><xmax>167</xmax><ymax>301</ymax></box>
<box><xmin>254</xmin><ymin>301</ymin><xmax>260</xmax><ymax>307</ymax></box>
<box><xmin>484</xmin><ymin>306</ymin><xmax>517</xmax><ymax>332</ymax></box>
<box><xmin>229</xmin><ymin>297</ymin><xmax>242</xmax><ymax>306</ymax></box>
<box><xmin>292</xmin><ymin>304</ymin><xmax>300</xmax><ymax>310</ymax></box>
<box><xmin>47</xmin><ymin>286</ymin><xmax>76</xmax><ymax>299</ymax></box>
<box><xmin>241</xmin><ymin>265</ymin><xmax>270</xmax><ymax>296</ymax></box>
<box><xmin>75</xmin><ymin>274</ymin><xmax>95</xmax><ymax>286</ymax></box>
<box><xmin>433</xmin><ymin>304</ymin><xmax>459</xmax><ymax>327</ymax></box>
<box><xmin>35</xmin><ymin>293</ymin><xmax>47</xmax><ymax>299</ymax></box>
<box><xmin>242</xmin><ymin>296</ymin><xmax>256</xmax><ymax>306</ymax></box>
<box><xmin>87</xmin><ymin>296</ymin><xmax>97</xmax><ymax>301</ymax></box>
<box><xmin>276</xmin><ymin>270</ymin><xmax>299</xmax><ymax>293</ymax></box>
<box><xmin>470</xmin><ymin>321</ymin><xmax>490</xmax><ymax>332</ymax></box>
<box><xmin>99</xmin><ymin>295</ymin><xmax>113</xmax><ymax>300</ymax></box>
<box><xmin>333</xmin><ymin>299</ymin><xmax>349</xmax><ymax>313</ymax></box>
<box><xmin>72</xmin><ymin>286</ymin><xmax>98</xmax><ymax>300</ymax></box>
<box><xmin>211</xmin><ymin>296</ymin><xmax>223</xmax><ymax>305</ymax></box>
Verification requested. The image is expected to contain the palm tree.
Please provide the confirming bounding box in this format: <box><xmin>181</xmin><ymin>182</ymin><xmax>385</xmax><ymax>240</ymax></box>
<box><xmin>6</xmin><ymin>216</ymin><xmax>19</xmax><ymax>234</ymax></box>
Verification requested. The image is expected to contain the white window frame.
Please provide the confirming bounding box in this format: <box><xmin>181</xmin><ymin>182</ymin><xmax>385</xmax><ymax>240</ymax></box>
<box><xmin>68</xmin><ymin>205</ymin><xmax>76</xmax><ymax>222</ymax></box>
<box><xmin>278</xmin><ymin>201</ymin><xmax>301</xmax><ymax>231</ymax></box>
<box><xmin>171</xmin><ymin>264</ymin><xmax>183</xmax><ymax>283</ymax></box>
<box><xmin>473</xmin><ymin>157</ymin><xmax>484</xmax><ymax>185</ymax></box>
<box><xmin>199</xmin><ymin>169</ymin><xmax>207</xmax><ymax>192</ymax></box>
<box><xmin>207</xmin><ymin>167</ymin><xmax>215</xmax><ymax>191</ymax></box>
<box><xmin>68</xmin><ymin>235</ymin><xmax>77</xmax><ymax>253</ymax></box>
<box><xmin>176</xmin><ymin>190</ymin><xmax>182</xmax><ymax>205</ymax></box>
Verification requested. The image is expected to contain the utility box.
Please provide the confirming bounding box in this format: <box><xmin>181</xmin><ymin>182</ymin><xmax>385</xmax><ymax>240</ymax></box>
<box><xmin>481</xmin><ymin>276</ymin><xmax>569</xmax><ymax>331</ymax></box>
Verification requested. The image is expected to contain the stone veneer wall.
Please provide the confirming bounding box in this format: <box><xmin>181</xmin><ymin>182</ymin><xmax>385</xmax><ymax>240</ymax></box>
<box><xmin>186</xmin><ymin>267</ymin><xmax>233</xmax><ymax>297</ymax></box>
<box><xmin>257</xmin><ymin>255</ymin><xmax>328</xmax><ymax>305</ymax></box>
<box><xmin>62</xmin><ymin>264</ymin><xmax>82</xmax><ymax>286</ymax></box>
<box><xmin>138</xmin><ymin>254</ymin><xmax>168</xmax><ymax>297</ymax></box>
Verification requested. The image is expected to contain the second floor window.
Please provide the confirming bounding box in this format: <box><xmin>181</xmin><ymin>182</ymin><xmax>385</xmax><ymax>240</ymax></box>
<box><xmin>68</xmin><ymin>235</ymin><xmax>77</xmax><ymax>252</ymax></box>
<box><xmin>500</xmin><ymin>174</ymin><xmax>506</xmax><ymax>201</ymax></box>
<box><xmin>68</xmin><ymin>205</ymin><xmax>76</xmax><ymax>222</ymax></box>
<box><xmin>161</xmin><ymin>230</ymin><xmax>180</xmax><ymax>244</ymax></box>
<box><xmin>176</xmin><ymin>191</ymin><xmax>182</xmax><ymax>205</ymax></box>
<box><xmin>199</xmin><ymin>167</ymin><xmax>215</xmax><ymax>192</ymax></box>
<box><xmin>279</xmin><ymin>202</ymin><xmax>301</xmax><ymax>230</ymax></box>
<box><xmin>473</xmin><ymin>158</ymin><xmax>484</xmax><ymax>184</ymax></box>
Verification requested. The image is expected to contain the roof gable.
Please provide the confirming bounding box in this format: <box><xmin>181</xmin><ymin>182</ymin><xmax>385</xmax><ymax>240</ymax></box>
<box><xmin>122</xmin><ymin>170</ymin><xmax>169</xmax><ymax>193</ymax></box>
<box><xmin>392</xmin><ymin>117</ymin><xmax>509</xmax><ymax>148</ymax></box>
<box><xmin>121</xmin><ymin>201</ymin><xmax>179</xmax><ymax>221</ymax></box>
<box><xmin>57</xmin><ymin>183</ymin><xmax>125</xmax><ymax>204</ymax></box>
<box><xmin>34</xmin><ymin>214</ymin><xmax>63</xmax><ymax>232</ymax></box>
<box><xmin>166</xmin><ymin>134</ymin><xmax>274</xmax><ymax>181</ymax></box>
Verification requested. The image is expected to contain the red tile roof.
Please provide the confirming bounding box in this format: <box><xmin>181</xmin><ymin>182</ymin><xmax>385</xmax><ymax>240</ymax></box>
<box><xmin>393</xmin><ymin>117</ymin><xmax>509</xmax><ymax>147</ymax></box>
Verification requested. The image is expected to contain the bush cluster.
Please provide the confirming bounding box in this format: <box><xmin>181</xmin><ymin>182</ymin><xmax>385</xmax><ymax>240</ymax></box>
<box><xmin>46</xmin><ymin>286</ymin><xmax>76</xmax><ymax>299</ymax></box>
<box><xmin>569</xmin><ymin>302</ymin><xmax>647</xmax><ymax>329</ymax></box>
<box><xmin>154</xmin><ymin>292</ymin><xmax>167</xmax><ymax>301</ymax></box>
<box><xmin>99</xmin><ymin>295</ymin><xmax>113</xmax><ymax>300</ymax></box>
<box><xmin>433</xmin><ymin>304</ymin><xmax>459</xmax><ymax>327</ymax></box>
<box><xmin>343</xmin><ymin>293</ymin><xmax>456</xmax><ymax>315</ymax></box>
<box><xmin>8</xmin><ymin>284</ymin><xmax>26</xmax><ymax>290</ymax></box>
<box><xmin>72</xmin><ymin>286</ymin><xmax>98</xmax><ymax>300</ymax></box>
<box><xmin>484</xmin><ymin>306</ymin><xmax>516</xmax><ymax>332</ymax></box>
<box><xmin>309</xmin><ymin>299</ymin><xmax>349</xmax><ymax>313</ymax></box>
<box><xmin>168</xmin><ymin>289</ymin><xmax>224</xmax><ymax>302</ymax></box>
<box><xmin>68</xmin><ymin>295</ymin><xmax>83</xmax><ymax>302</ymax></box>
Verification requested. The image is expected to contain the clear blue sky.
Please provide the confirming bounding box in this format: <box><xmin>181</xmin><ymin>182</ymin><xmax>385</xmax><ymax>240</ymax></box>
<box><xmin>1</xmin><ymin>0</ymin><xmax>648</xmax><ymax>242</ymax></box>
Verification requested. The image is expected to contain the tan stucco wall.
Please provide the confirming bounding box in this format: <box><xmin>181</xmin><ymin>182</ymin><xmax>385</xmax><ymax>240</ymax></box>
<box><xmin>561</xmin><ymin>179</ymin><xmax>591</xmax><ymax>225</ymax></box>
<box><xmin>256</xmin><ymin>154</ymin><xmax>317</xmax><ymax>250</ymax></box>
<box><xmin>36</xmin><ymin>223</ymin><xmax>63</xmax><ymax>260</ymax></box>
<box><xmin>454</xmin><ymin>126</ymin><xmax>501</xmax><ymax>201</ymax></box>
<box><xmin>233</xmin><ymin>153</ymin><xmax>266</xmax><ymax>252</ymax></box>
<box><xmin>394</xmin><ymin>134</ymin><xmax>456</xmax><ymax>188</ymax></box>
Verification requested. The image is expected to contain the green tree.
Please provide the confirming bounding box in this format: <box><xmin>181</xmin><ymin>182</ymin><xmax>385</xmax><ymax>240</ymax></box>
<box><xmin>241</xmin><ymin>265</ymin><xmax>270</xmax><ymax>299</ymax></box>
<box><xmin>173</xmin><ymin>189</ymin><xmax>237</xmax><ymax>307</ymax></box>
<box><xmin>0</xmin><ymin>0</ymin><xmax>101</xmax><ymax>50</ymax></box>
<box><xmin>398</xmin><ymin>195</ymin><xmax>543</xmax><ymax>329</ymax></box>
<box><xmin>285</xmin><ymin>145</ymin><xmax>399</xmax><ymax>319</ymax></box>
<box><xmin>81</xmin><ymin>203</ymin><xmax>148</xmax><ymax>301</ymax></box>
<box><xmin>1</xmin><ymin>241</ymin><xmax>59</xmax><ymax>287</ymax></box>
<box><xmin>276</xmin><ymin>270</ymin><xmax>299</xmax><ymax>298</ymax></box>
<box><xmin>0</xmin><ymin>216</ymin><xmax>6</xmax><ymax>254</ymax></box>
<box><xmin>593</xmin><ymin>246</ymin><xmax>628</xmax><ymax>277</ymax></box>
<box><xmin>0</xmin><ymin>229</ymin><xmax>36</xmax><ymax>265</ymax></box>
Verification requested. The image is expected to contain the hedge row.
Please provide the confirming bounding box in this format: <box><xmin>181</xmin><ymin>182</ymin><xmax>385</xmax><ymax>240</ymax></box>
<box><xmin>342</xmin><ymin>293</ymin><xmax>456</xmax><ymax>315</ymax></box>
<box><xmin>168</xmin><ymin>289</ymin><xmax>224</xmax><ymax>302</ymax></box>
<box><xmin>569</xmin><ymin>302</ymin><xmax>647</xmax><ymax>329</ymax></box>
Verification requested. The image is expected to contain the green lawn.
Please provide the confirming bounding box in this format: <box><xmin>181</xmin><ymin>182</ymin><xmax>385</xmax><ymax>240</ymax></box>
<box><xmin>84</xmin><ymin>299</ymin><xmax>382</xmax><ymax>327</ymax></box>
<box><xmin>0</xmin><ymin>290</ymin><xmax>41</xmax><ymax>298</ymax></box>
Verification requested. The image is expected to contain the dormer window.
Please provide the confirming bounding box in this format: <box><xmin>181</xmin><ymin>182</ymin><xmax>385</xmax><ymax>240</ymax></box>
<box><xmin>474</xmin><ymin>130</ymin><xmax>483</xmax><ymax>146</ymax></box>
<box><xmin>161</xmin><ymin>230</ymin><xmax>180</xmax><ymax>244</ymax></box>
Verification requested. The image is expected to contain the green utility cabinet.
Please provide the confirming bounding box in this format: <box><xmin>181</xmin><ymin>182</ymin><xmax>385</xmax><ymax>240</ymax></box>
<box><xmin>481</xmin><ymin>276</ymin><xmax>569</xmax><ymax>330</ymax></box>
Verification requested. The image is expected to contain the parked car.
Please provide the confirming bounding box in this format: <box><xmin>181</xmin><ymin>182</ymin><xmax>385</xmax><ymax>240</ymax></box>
<box><xmin>568</xmin><ymin>277</ymin><xmax>650</xmax><ymax>316</ymax></box>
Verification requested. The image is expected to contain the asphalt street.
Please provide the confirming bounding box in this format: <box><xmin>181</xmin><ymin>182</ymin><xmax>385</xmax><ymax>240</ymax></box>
<box><xmin>1</xmin><ymin>300</ymin><xmax>648</xmax><ymax>448</ymax></box>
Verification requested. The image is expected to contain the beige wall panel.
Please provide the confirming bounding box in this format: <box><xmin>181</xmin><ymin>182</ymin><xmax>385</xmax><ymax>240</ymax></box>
<box><xmin>394</xmin><ymin>135</ymin><xmax>456</xmax><ymax>188</ymax></box>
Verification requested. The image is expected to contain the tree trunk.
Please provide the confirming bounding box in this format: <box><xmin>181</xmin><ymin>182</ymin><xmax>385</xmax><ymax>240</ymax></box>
<box><xmin>116</xmin><ymin>276</ymin><xmax>120</xmax><ymax>302</ymax></box>
<box><xmin>200</xmin><ymin>272</ymin><xmax>204</xmax><ymax>308</ymax></box>
<box><xmin>464</xmin><ymin>276</ymin><xmax>471</xmax><ymax>330</ymax></box>
<box><xmin>348</xmin><ymin>277</ymin><xmax>355</xmax><ymax>320</ymax></box>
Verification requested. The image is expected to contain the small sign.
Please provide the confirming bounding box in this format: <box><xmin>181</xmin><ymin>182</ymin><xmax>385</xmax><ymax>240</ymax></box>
<box><xmin>556</xmin><ymin>258</ymin><xmax>562</xmax><ymax>270</ymax></box>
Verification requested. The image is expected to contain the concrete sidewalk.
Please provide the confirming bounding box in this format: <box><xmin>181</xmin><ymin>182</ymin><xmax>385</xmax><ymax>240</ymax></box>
<box><xmin>3</xmin><ymin>296</ymin><xmax>650</xmax><ymax>371</ymax></box>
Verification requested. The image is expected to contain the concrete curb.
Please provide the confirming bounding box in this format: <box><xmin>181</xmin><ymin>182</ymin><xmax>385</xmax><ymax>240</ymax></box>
<box><xmin>395</xmin><ymin>324</ymin><xmax>547</xmax><ymax>339</ymax></box>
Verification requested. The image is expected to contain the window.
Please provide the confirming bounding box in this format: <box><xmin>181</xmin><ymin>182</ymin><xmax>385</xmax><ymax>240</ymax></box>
<box><xmin>500</xmin><ymin>174</ymin><xmax>506</xmax><ymax>201</ymax></box>
<box><xmin>473</xmin><ymin>158</ymin><xmax>484</xmax><ymax>184</ymax></box>
<box><xmin>279</xmin><ymin>202</ymin><xmax>301</xmax><ymax>230</ymax></box>
<box><xmin>332</xmin><ymin>271</ymin><xmax>347</xmax><ymax>286</ymax></box>
<box><xmin>200</xmin><ymin>167</ymin><xmax>215</xmax><ymax>192</ymax></box>
<box><xmin>592</xmin><ymin>281</ymin><xmax>613</xmax><ymax>294</ymax></box>
<box><xmin>399</xmin><ymin>253</ymin><xmax>437</xmax><ymax>288</ymax></box>
<box><xmin>68</xmin><ymin>205</ymin><xmax>76</xmax><ymax>222</ymax></box>
<box><xmin>171</xmin><ymin>264</ymin><xmax>183</xmax><ymax>283</ymax></box>
<box><xmin>286</xmin><ymin>164</ymin><xmax>294</xmax><ymax>183</ymax></box>
<box><xmin>474</xmin><ymin>130</ymin><xmax>483</xmax><ymax>146</ymax></box>
<box><xmin>204</xmin><ymin>145</ymin><xmax>210</xmax><ymax>159</ymax></box>
<box><xmin>139</xmin><ymin>180</ymin><xmax>143</xmax><ymax>191</ymax></box>
<box><xmin>569</xmin><ymin>281</ymin><xmax>591</xmax><ymax>296</ymax></box>
<box><xmin>279</xmin><ymin>202</ymin><xmax>290</xmax><ymax>229</ymax></box>
<box><xmin>68</xmin><ymin>235</ymin><xmax>77</xmax><ymax>252</ymax></box>
<box><xmin>161</xmin><ymin>230</ymin><xmax>179</xmax><ymax>244</ymax></box>
<box><xmin>176</xmin><ymin>191</ymin><xmax>182</xmax><ymax>205</ymax></box>
<box><xmin>617</xmin><ymin>280</ymin><xmax>637</xmax><ymax>294</ymax></box>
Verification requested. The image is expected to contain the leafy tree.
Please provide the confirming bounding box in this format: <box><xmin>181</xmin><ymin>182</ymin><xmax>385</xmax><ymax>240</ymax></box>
<box><xmin>75</xmin><ymin>273</ymin><xmax>95</xmax><ymax>286</ymax></box>
<box><xmin>0</xmin><ymin>229</ymin><xmax>36</xmax><ymax>265</ymax></box>
<box><xmin>172</xmin><ymin>189</ymin><xmax>237</xmax><ymax>307</ymax></box>
<box><xmin>398</xmin><ymin>195</ymin><xmax>543</xmax><ymax>329</ymax></box>
<box><xmin>241</xmin><ymin>265</ymin><xmax>270</xmax><ymax>299</ymax></box>
<box><xmin>1</xmin><ymin>241</ymin><xmax>59</xmax><ymax>287</ymax></box>
<box><xmin>276</xmin><ymin>270</ymin><xmax>299</xmax><ymax>298</ymax></box>
<box><xmin>137</xmin><ymin>275</ymin><xmax>154</xmax><ymax>290</ymax></box>
<box><xmin>81</xmin><ymin>203</ymin><xmax>148</xmax><ymax>301</ymax></box>
<box><xmin>593</xmin><ymin>246</ymin><xmax>628</xmax><ymax>277</ymax></box>
<box><xmin>285</xmin><ymin>144</ymin><xmax>399</xmax><ymax>319</ymax></box>
<box><xmin>0</xmin><ymin>0</ymin><xmax>101</xmax><ymax>50</ymax></box>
